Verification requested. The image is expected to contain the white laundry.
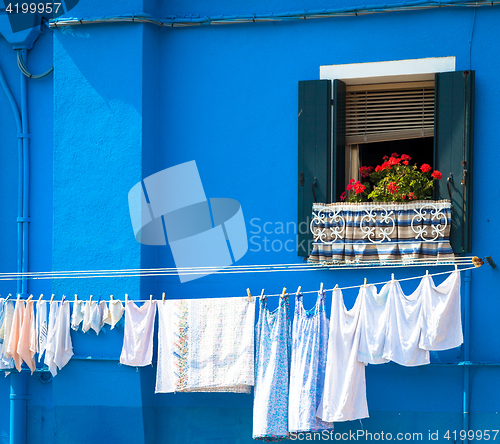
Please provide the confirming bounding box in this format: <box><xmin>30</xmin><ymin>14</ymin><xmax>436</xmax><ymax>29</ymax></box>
<box><xmin>419</xmin><ymin>271</ymin><xmax>462</xmax><ymax>351</ymax></box>
<box><xmin>382</xmin><ymin>280</ymin><xmax>430</xmax><ymax>366</ymax></box>
<box><xmin>36</xmin><ymin>300</ymin><xmax>48</xmax><ymax>362</ymax></box>
<box><xmin>104</xmin><ymin>300</ymin><xmax>124</xmax><ymax>329</ymax></box>
<box><xmin>155</xmin><ymin>297</ymin><xmax>255</xmax><ymax>394</ymax></box>
<box><xmin>90</xmin><ymin>301</ymin><xmax>108</xmax><ymax>335</ymax></box>
<box><xmin>0</xmin><ymin>299</ymin><xmax>14</xmax><ymax>369</ymax></box>
<box><xmin>44</xmin><ymin>301</ymin><xmax>60</xmax><ymax>376</ymax></box>
<box><xmin>357</xmin><ymin>284</ymin><xmax>391</xmax><ymax>365</ymax></box>
<box><xmin>316</xmin><ymin>289</ymin><xmax>368</xmax><ymax>422</ymax></box>
<box><xmin>81</xmin><ymin>301</ymin><xmax>94</xmax><ymax>333</ymax></box>
<box><xmin>71</xmin><ymin>300</ymin><xmax>85</xmax><ymax>331</ymax></box>
<box><xmin>53</xmin><ymin>301</ymin><xmax>74</xmax><ymax>372</ymax></box>
<box><xmin>120</xmin><ymin>300</ymin><xmax>157</xmax><ymax>367</ymax></box>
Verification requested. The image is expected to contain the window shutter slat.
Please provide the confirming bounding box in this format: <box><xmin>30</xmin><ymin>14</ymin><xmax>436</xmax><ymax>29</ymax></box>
<box><xmin>435</xmin><ymin>71</ymin><xmax>474</xmax><ymax>254</ymax></box>
<box><xmin>345</xmin><ymin>84</ymin><xmax>435</xmax><ymax>144</ymax></box>
<box><xmin>298</xmin><ymin>80</ymin><xmax>331</xmax><ymax>257</ymax></box>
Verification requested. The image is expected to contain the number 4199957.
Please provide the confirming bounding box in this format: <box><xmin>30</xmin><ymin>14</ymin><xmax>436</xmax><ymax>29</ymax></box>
<box><xmin>6</xmin><ymin>3</ymin><xmax>62</xmax><ymax>13</ymax></box>
<box><xmin>444</xmin><ymin>430</ymin><xmax>499</xmax><ymax>441</ymax></box>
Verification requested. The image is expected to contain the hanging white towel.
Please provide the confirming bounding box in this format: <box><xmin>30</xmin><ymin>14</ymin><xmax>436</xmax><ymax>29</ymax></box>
<box><xmin>71</xmin><ymin>300</ymin><xmax>84</xmax><ymax>331</ymax></box>
<box><xmin>104</xmin><ymin>300</ymin><xmax>124</xmax><ymax>329</ymax></box>
<box><xmin>90</xmin><ymin>301</ymin><xmax>108</xmax><ymax>335</ymax></box>
<box><xmin>6</xmin><ymin>300</ymin><xmax>25</xmax><ymax>371</ymax></box>
<box><xmin>0</xmin><ymin>300</ymin><xmax>14</xmax><ymax>369</ymax></box>
<box><xmin>155</xmin><ymin>297</ymin><xmax>255</xmax><ymax>393</ymax></box>
<box><xmin>44</xmin><ymin>301</ymin><xmax>60</xmax><ymax>376</ymax></box>
<box><xmin>316</xmin><ymin>288</ymin><xmax>368</xmax><ymax>422</ymax></box>
<box><xmin>36</xmin><ymin>300</ymin><xmax>48</xmax><ymax>362</ymax></box>
<box><xmin>17</xmin><ymin>300</ymin><xmax>36</xmax><ymax>374</ymax></box>
<box><xmin>53</xmin><ymin>301</ymin><xmax>74</xmax><ymax>371</ymax></box>
<box><xmin>419</xmin><ymin>271</ymin><xmax>462</xmax><ymax>351</ymax></box>
<box><xmin>81</xmin><ymin>301</ymin><xmax>94</xmax><ymax>333</ymax></box>
<box><xmin>120</xmin><ymin>300</ymin><xmax>157</xmax><ymax>367</ymax></box>
<box><xmin>382</xmin><ymin>280</ymin><xmax>430</xmax><ymax>366</ymax></box>
<box><xmin>357</xmin><ymin>284</ymin><xmax>391</xmax><ymax>365</ymax></box>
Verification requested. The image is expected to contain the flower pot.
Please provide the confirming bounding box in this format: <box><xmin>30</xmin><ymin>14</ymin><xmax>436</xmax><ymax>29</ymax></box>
<box><xmin>309</xmin><ymin>200</ymin><xmax>454</xmax><ymax>264</ymax></box>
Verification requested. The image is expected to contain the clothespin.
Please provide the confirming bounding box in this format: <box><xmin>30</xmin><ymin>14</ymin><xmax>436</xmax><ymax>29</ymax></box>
<box><xmin>27</xmin><ymin>295</ymin><xmax>33</xmax><ymax>302</ymax></box>
<box><xmin>281</xmin><ymin>287</ymin><xmax>287</xmax><ymax>298</ymax></box>
<box><xmin>391</xmin><ymin>273</ymin><xmax>395</xmax><ymax>283</ymax></box>
<box><xmin>320</xmin><ymin>282</ymin><xmax>323</xmax><ymax>292</ymax></box>
<box><xmin>50</xmin><ymin>294</ymin><xmax>55</xmax><ymax>303</ymax></box>
<box><xmin>454</xmin><ymin>264</ymin><xmax>458</xmax><ymax>272</ymax></box>
<box><xmin>6</xmin><ymin>294</ymin><xmax>11</xmax><ymax>302</ymax></box>
<box><xmin>426</xmin><ymin>270</ymin><xmax>429</xmax><ymax>276</ymax></box>
<box><xmin>334</xmin><ymin>284</ymin><xmax>339</xmax><ymax>290</ymax></box>
<box><xmin>260</xmin><ymin>289</ymin><xmax>265</xmax><ymax>300</ymax></box>
<box><xmin>125</xmin><ymin>294</ymin><xmax>129</xmax><ymax>303</ymax></box>
<box><xmin>364</xmin><ymin>278</ymin><xmax>367</xmax><ymax>288</ymax></box>
<box><xmin>110</xmin><ymin>294</ymin><xmax>113</xmax><ymax>301</ymax></box>
<box><xmin>74</xmin><ymin>294</ymin><xmax>78</xmax><ymax>303</ymax></box>
<box><xmin>162</xmin><ymin>292</ymin><xmax>165</xmax><ymax>304</ymax></box>
<box><xmin>150</xmin><ymin>294</ymin><xmax>153</xmax><ymax>302</ymax></box>
<box><xmin>16</xmin><ymin>294</ymin><xmax>20</xmax><ymax>301</ymax></box>
<box><xmin>296</xmin><ymin>286</ymin><xmax>301</xmax><ymax>295</ymax></box>
<box><xmin>246</xmin><ymin>288</ymin><xmax>252</xmax><ymax>302</ymax></box>
<box><xmin>38</xmin><ymin>294</ymin><xmax>43</xmax><ymax>302</ymax></box>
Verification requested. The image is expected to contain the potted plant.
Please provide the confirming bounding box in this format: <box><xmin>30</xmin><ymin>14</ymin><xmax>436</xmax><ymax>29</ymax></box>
<box><xmin>309</xmin><ymin>153</ymin><xmax>454</xmax><ymax>264</ymax></box>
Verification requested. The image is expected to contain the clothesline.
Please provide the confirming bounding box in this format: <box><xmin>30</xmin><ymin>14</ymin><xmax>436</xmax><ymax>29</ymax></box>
<box><xmin>4</xmin><ymin>264</ymin><xmax>480</xmax><ymax>303</ymax></box>
<box><xmin>0</xmin><ymin>256</ymin><xmax>476</xmax><ymax>281</ymax></box>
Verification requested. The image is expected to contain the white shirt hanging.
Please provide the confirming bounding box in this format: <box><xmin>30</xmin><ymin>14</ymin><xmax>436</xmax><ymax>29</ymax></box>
<box><xmin>119</xmin><ymin>300</ymin><xmax>157</xmax><ymax>367</ymax></box>
<box><xmin>316</xmin><ymin>288</ymin><xmax>369</xmax><ymax>422</ymax></box>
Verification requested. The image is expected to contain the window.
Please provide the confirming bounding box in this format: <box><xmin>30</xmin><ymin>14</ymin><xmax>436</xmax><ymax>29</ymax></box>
<box><xmin>297</xmin><ymin>61</ymin><xmax>474</xmax><ymax>257</ymax></box>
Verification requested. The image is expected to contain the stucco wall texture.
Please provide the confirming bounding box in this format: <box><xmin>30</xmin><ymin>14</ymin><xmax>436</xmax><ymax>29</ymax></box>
<box><xmin>0</xmin><ymin>2</ymin><xmax>499</xmax><ymax>443</ymax></box>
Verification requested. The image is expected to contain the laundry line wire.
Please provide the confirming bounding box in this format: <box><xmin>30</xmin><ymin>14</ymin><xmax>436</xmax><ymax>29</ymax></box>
<box><xmin>0</xmin><ymin>261</ymin><xmax>473</xmax><ymax>280</ymax></box>
<box><xmin>0</xmin><ymin>257</ymin><xmax>476</xmax><ymax>281</ymax></box>
<box><xmin>8</xmin><ymin>264</ymin><xmax>479</xmax><ymax>303</ymax></box>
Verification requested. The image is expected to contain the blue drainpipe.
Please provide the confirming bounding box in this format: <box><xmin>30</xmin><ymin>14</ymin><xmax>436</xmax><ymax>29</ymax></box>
<box><xmin>463</xmin><ymin>269</ymin><xmax>472</xmax><ymax>444</ymax></box>
<box><xmin>0</xmin><ymin>52</ymin><xmax>30</xmax><ymax>444</ymax></box>
<box><xmin>19</xmin><ymin>49</ymin><xmax>30</xmax><ymax>298</ymax></box>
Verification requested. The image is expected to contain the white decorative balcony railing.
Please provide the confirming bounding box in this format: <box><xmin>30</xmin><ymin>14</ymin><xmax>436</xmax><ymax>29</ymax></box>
<box><xmin>309</xmin><ymin>200</ymin><xmax>455</xmax><ymax>264</ymax></box>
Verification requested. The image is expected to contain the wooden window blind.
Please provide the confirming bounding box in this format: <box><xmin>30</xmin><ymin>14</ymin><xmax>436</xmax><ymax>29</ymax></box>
<box><xmin>345</xmin><ymin>81</ymin><xmax>435</xmax><ymax>144</ymax></box>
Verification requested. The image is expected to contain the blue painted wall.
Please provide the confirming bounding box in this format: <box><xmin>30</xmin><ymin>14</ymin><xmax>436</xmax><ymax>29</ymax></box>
<box><xmin>0</xmin><ymin>2</ymin><xmax>499</xmax><ymax>443</ymax></box>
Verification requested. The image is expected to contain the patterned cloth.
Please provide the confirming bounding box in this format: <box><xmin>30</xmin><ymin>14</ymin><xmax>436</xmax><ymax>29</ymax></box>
<box><xmin>309</xmin><ymin>200</ymin><xmax>454</xmax><ymax>264</ymax></box>
<box><xmin>253</xmin><ymin>294</ymin><xmax>291</xmax><ymax>441</ymax></box>
<box><xmin>289</xmin><ymin>291</ymin><xmax>334</xmax><ymax>432</ymax></box>
<box><xmin>155</xmin><ymin>297</ymin><xmax>255</xmax><ymax>393</ymax></box>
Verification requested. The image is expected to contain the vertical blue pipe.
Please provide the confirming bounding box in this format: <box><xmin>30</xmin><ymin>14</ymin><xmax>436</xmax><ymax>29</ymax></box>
<box><xmin>0</xmin><ymin>53</ymin><xmax>29</xmax><ymax>444</ymax></box>
<box><xmin>20</xmin><ymin>49</ymin><xmax>29</xmax><ymax>297</ymax></box>
<box><xmin>0</xmin><ymin>64</ymin><xmax>23</xmax><ymax>296</ymax></box>
<box><xmin>9</xmin><ymin>373</ymin><xmax>28</xmax><ymax>444</ymax></box>
<box><xmin>463</xmin><ymin>269</ymin><xmax>472</xmax><ymax>444</ymax></box>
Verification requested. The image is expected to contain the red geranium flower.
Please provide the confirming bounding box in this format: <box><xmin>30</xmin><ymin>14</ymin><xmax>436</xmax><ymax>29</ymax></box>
<box><xmin>381</xmin><ymin>161</ymin><xmax>391</xmax><ymax>170</ymax></box>
<box><xmin>391</xmin><ymin>152</ymin><xmax>399</xmax><ymax>158</ymax></box>
<box><xmin>408</xmin><ymin>192</ymin><xmax>416</xmax><ymax>200</ymax></box>
<box><xmin>389</xmin><ymin>157</ymin><xmax>400</xmax><ymax>165</ymax></box>
<box><xmin>403</xmin><ymin>160</ymin><xmax>409</xmax><ymax>165</ymax></box>
<box><xmin>401</xmin><ymin>154</ymin><xmax>412</xmax><ymax>161</ymax></box>
<box><xmin>431</xmin><ymin>170</ymin><xmax>443</xmax><ymax>180</ymax></box>
<box><xmin>420</xmin><ymin>164</ymin><xmax>431</xmax><ymax>173</ymax></box>
<box><xmin>359</xmin><ymin>166</ymin><xmax>373</xmax><ymax>178</ymax></box>
<box><xmin>374</xmin><ymin>165</ymin><xmax>382</xmax><ymax>172</ymax></box>
<box><xmin>340</xmin><ymin>192</ymin><xmax>346</xmax><ymax>202</ymax></box>
<box><xmin>383</xmin><ymin>156</ymin><xmax>389</xmax><ymax>161</ymax></box>
<box><xmin>354</xmin><ymin>182</ymin><xmax>366</xmax><ymax>194</ymax></box>
<box><xmin>388</xmin><ymin>182</ymin><xmax>399</xmax><ymax>194</ymax></box>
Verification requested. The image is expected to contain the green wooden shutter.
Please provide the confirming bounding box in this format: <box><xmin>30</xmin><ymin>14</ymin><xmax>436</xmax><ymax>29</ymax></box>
<box><xmin>434</xmin><ymin>70</ymin><xmax>474</xmax><ymax>253</ymax></box>
<box><xmin>333</xmin><ymin>79</ymin><xmax>346</xmax><ymax>202</ymax></box>
<box><xmin>298</xmin><ymin>80</ymin><xmax>331</xmax><ymax>257</ymax></box>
